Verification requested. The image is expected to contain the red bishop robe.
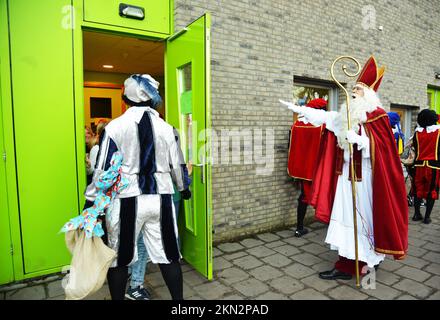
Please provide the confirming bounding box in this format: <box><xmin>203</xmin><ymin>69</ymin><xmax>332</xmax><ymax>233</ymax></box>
<box><xmin>310</xmin><ymin>107</ymin><xmax>408</xmax><ymax>260</ymax></box>
<box><xmin>287</xmin><ymin>120</ymin><xmax>324</xmax><ymax>181</ymax></box>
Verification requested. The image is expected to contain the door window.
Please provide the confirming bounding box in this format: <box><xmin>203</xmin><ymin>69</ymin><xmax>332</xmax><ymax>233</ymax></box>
<box><xmin>178</xmin><ymin>62</ymin><xmax>196</xmax><ymax>234</ymax></box>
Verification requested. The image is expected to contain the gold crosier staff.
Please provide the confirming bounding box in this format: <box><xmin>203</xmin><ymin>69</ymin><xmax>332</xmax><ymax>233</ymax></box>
<box><xmin>330</xmin><ymin>56</ymin><xmax>362</xmax><ymax>287</ymax></box>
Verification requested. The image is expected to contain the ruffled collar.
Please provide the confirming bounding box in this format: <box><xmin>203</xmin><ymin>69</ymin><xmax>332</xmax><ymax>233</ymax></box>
<box><xmin>415</xmin><ymin>125</ymin><xmax>440</xmax><ymax>133</ymax></box>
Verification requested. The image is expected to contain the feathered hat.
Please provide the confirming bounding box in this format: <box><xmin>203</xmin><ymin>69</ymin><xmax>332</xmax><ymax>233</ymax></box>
<box><xmin>123</xmin><ymin>74</ymin><xmax>162</xmax><ymax>108</ymax></box>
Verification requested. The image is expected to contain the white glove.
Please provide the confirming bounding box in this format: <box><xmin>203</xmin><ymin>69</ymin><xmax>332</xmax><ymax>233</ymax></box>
<box><xmin>346</xmin><ymin>130</ymin><xmax>360</xmax><ymax>144</ymax></box>
<box><xmin>279</xmin><ymin>99</ymin><xmax>303</xmax><ymax>114</ymax></box>
<box><xmin>346</xmin><ymin>129</ymin><xmax>369</xmax><ymax>150</ymax></box>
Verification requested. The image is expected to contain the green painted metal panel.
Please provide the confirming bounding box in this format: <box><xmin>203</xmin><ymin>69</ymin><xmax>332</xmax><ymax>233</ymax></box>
<box><xmin>81</xmin><ymin>21</ymin><xmax>170</xmax><ymax>40</ymax></box>
<box><xmin>73</xmin><ymin>0</ymin><xmax>87</xmax><ymax>213</ymax></box>
<box><xmin>0</xmin><ymin>0</ymin><xmax>23</xmax><ymax>284</ymax></box>
<box><xmin>8</xmin><ymin>0</ymin><xmax>78</xmax><ymax>274</ymax></box>
<box><xmin>0</xmin><ymin>47</ymin><xmax>14</xmax><ymax>285</ymax></box>
<box><xmin>83</xmin><ymin>0</ymin><xmax>171</xmax><ymax>35</ymax></box>
<box><xmin>165</xmin><ymin>14</ymin><xmax>212</xmax><ymax>279</ymax></box>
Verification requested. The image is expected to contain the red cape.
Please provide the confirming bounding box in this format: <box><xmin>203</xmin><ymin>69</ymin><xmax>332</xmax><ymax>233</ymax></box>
<box><xmin>310</xmin><ymin>108</ymin><xmax>408</xmax><ymax>260</ymax></box>
<box><xmin>288</xmin><ymin>121</ymin><xmax>324</xmax><ymax>180</ymax></box>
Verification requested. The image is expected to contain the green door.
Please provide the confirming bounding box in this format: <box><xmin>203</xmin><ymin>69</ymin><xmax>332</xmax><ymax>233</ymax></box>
<box><xmin>165</xmin><ymin>14</ymin><xmax>212</xmax><ymax>279</ymax></box>
<box><xmin>428</xmin><ymin>88</ymin><xmax>440</xmax><ymax>113</ymax></box>
<box><xmin>8</xmin><ymin>0</ymin><xmax>78</xmax><ymax>275</ymax></box>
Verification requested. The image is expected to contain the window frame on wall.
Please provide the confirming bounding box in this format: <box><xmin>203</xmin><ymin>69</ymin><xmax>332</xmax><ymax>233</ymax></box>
<box><xmin>292</xmin><ymin>76</ymin><xmax>341</xmax><ymax>112</ymax></box>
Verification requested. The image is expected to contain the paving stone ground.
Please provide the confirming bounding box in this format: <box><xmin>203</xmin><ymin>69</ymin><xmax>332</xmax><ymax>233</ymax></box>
<box><xmin>1</xmin><ymin>205</ymin><xmax>439</xmax><ymax>300</ymax></box>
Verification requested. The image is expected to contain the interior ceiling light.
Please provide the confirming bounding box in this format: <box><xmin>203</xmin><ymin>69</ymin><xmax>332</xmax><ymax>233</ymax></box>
<box><xmin>103</xmin><ymin>65</ymin><xmax>114</xmax><ymax>69</ymax></box>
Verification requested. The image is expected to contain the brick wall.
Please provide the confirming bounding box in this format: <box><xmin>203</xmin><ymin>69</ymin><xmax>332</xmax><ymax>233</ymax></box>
<box><xmin>173</xmin><ymin>0</ymin><xmax>440</xmax><ymax>242</ymax></box>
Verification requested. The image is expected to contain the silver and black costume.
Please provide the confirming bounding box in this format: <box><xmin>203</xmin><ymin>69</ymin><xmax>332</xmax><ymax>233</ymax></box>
<box><xmin>83</xmin><ymin>74</ymin><xmax>189</xmax><ymax>300</ymax></box>
<box><xmin>85</xmin><ymin>106</ymin><xmax>187</xmax><ymax>266</ymax></box>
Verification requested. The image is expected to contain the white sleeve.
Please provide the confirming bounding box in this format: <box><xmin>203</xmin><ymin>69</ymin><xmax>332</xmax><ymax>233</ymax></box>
<box><xmin>299</xmin><ymin>107</ymin><xmax>340</xmax><ymax>133</ymax></box>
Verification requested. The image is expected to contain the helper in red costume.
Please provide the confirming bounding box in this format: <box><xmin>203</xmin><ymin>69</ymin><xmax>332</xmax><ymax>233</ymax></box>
<box><xmin>281</xmin><ymin>56</ymin><xmax>408</xmax><ymax>280</ymax></box>
<box><xmin>288</xmin><ymin>98</ymin><xmax>327</xmax><ymax>237</ymax></box>
<box><xmin>412</xmin><ymin>109</ymin><xmax>440</xmax><ymax>224</ymax></box>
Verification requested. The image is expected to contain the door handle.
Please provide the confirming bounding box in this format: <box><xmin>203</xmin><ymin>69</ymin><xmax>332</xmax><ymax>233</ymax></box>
<box><xmin>193</xmin><ymin>163</ymin><xmax>205</xmax><ymax>184</ymax></box>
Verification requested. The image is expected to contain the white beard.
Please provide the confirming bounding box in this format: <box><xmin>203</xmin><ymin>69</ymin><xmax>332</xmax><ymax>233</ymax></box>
<box><xmin>337</xmin><ymin>88</ymin><xmax>382</xmax><ymax>150</ymax></box>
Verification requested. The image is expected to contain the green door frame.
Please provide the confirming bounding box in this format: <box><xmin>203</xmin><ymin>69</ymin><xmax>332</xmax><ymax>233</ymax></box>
<box><xmin>0</xmin><ymin>0</ymin><xmax>212</xmax><ymax>285</ymax></box>
<box><xmin>0</xmin><ymin>105</ymin><xmax>15</xmax><ymax>285</ymax></box>
<box><xmin>0</xmin><ymin>19</ymin><xmax>14</xmax><ymax>283</ymax></box>
<box><xmin>0</xmin><ymin>0</ymin><xmax>24</xmax><ymax>283</ymax></box>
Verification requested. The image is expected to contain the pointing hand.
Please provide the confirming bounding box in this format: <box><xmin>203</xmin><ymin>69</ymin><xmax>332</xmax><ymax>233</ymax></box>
<box><xmin>279</xmin><ymin>99</ymin><xmax>303</xmax><ymax>114</ymax></box>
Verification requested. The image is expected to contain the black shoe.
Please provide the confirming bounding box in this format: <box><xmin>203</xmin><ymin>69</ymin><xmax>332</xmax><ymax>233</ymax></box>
<box><xmin>125</xmin><ymin>285</ymin><xmax>151</xmax><ymax>300</ymax></box>
<box><xmin>319</xmin><ymin>268</ymin><xmax>352</xmax><ymax>280</ymax></box>
<box><xmin>423</xmin><ymin>217</ymin><xmax>432</xmax><ymax>224</ymax></box>
<box><xmin>294</xmin><ymin>228</ymin><xmax>309</xmax><ymax>237</ymax></box>
<box><xmin>412</xmin><ymin>213</ymin><xmax>423</xmax><ymax>221</ymax></box>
